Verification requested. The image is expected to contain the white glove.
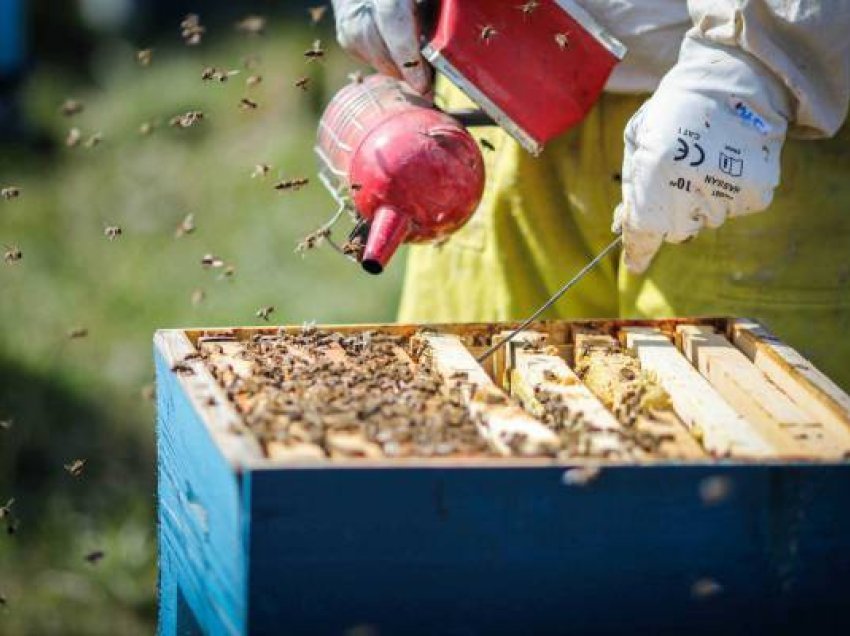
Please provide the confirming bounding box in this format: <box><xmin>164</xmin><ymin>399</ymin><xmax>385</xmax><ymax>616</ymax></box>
<box><xmin>613</xmin><ymin>37</ymin><xmax>791</xmax><ymax>273</ymax></box>
<box><xmin>332</xmin><ymin>0</ymin><xmax>431</xmax><ymax>94</ymax></box>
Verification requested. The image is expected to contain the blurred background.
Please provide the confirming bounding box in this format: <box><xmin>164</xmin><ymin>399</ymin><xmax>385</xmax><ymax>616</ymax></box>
<box><xmin>0</xmin><ymin>1</ymin><xmax>405</xmax><ymax>633</ymax></box>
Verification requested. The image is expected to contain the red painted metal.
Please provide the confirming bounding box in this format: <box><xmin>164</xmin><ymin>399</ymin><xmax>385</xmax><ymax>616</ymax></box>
<box><xmin>317</xmin><ymin>75</ymin><xmax>485</xmax><ymax>273</ymax></box>
<box><xmin>426</xmin><ymin>0</ymin><xmax>623</xmax><ymax>150</ymax></box>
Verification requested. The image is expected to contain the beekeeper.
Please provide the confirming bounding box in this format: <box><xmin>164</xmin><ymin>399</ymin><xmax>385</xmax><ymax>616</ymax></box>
<box><xmin>330</xmin><ymin>0</ymin><xmax>850</xmax><ymax>389</ymax></box>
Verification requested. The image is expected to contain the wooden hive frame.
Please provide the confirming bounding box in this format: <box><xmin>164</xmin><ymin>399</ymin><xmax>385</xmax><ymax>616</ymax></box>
<box><xmin>155</xmin><ymin>316</ymin><xmax>850</xmax><ymax>469</ymax></box>
<box><xmin>153</xmin><ymin>316</ymin><xmax>850</xmax><ymax>635</ymax></box>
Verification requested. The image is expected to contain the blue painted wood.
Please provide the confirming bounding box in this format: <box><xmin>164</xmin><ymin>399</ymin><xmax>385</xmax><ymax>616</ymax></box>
<box><xmin>245</xmin><ymin>464</ymin><xmax>850</xmax><ymax>636</ymax></box>
<box><xmin>156</xmin><ymin>347</ymin><xmax>247</xmax><ymax>636</ymax></box>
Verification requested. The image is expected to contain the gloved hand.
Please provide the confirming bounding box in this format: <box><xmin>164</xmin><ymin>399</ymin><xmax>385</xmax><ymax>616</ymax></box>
<box><xmin>613</xmin><ymin>37</ymin><xmax>791</xmax><ymax>273</ymax></box>
<box><xmin>331</xmin><ymin>0</ymin><xmax>431</xmax><ymax>94</ymax></box>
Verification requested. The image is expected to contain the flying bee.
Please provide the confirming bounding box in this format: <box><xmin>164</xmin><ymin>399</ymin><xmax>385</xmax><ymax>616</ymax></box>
<box><xmin>180</xmin><ymin>13</ymin><xmax>205</xmax><ymax>46</ymax></box>
<box><xmin>191</xmin><ymin>288</ymin><xmax>206</xmax><ymax>306</ymax></box>
<box><xmin>348</xmin><ymin>70</ymin><xmax>364</xmax><ymax>84</ymax></box>
<box><xmin>175</xmin><ymin>213</ymin><xmax>195</xmax><ymax>238</ymax></box>
<box><xmin>59</xmin><ymin>98</ymin><xmax>84</xmax><ymax>117</ymax></box>
<box><xmin>304</xmin><ymin>40</ymin><xmax>325</xmax><ymax>62</ymax></box>
<box><xmin>170</xmin><ymin>110</ymin><xmax>204</xmax><ymax>128</ymax></box>
<box><xmin>274</xmin><ymin>177</ymin><xmax>309</xmax><ymax>192</ymax></box>
<box><xmin>246</xmin><ymin>74</ymin><xmax>262</xmax><ymax>88</ymax></box>
<box><xmin>235</xmin><ymin>15</ymin><xmax>266</xmax><ymax>36</ymax></box>
<box><xmin>138</xmin><ymin>121</ymin><xmax>156</xmax><ymax>136</ymax></box>
<box><xmin>201</xmin><ymin>254</ymin><xmax>224</xmax><ymax>268</ymax></box>
<box><xmin>295</xmin><ymin>227</ymin><xmax>330</xmax><ymax>253</ymax></box>
<box><xmin>518</xmin><ymin>0</ymin><xmax>540</xmax><ymax>16</ymax></box>
<box><xmin>256</xmin><ymin>306</ymin><xmax>275</xmax><ymax>321</ymax></box>
<box><xmin>170</xmin><ymin>362</ymin><xmax>195</xmax><ymax>375</ymax></box>
<box><xmin>294</xmin><ymin>76</ymin><xmax>311</xmax><ymax>91</ymax></box>
<box><xmin>67</xmin><ymin>327</ymin><xmax>89</xmax><ymax>339</ymax></box>
<box><xmin>0</xmin><ymin>418</ymin><xmax>12</xmax><ymax>430</ymax></box>
<box><xmin>3</xmin><ymin>244</ymin><xmax>22</xmax><ymax>264</ymax></box>
<box><xmin>84</xmin><ymin>550</ymin><xmax>105</xmax><ymax>565</ymax></box>
<box><xmin>251</xmin><ymin>164</ymin><xmax>272</xmax><ymax>179</ymax></box>
<box><xmin>555</xmin><ymin>32</ymin><xmax>570</xmax><ymax>50</ymax></box>
<box><xmin>136</xmin><ymin>48</ymin><xmax>153</xmax><ymax>66</ymax></box>
<box><xmin>84</xmin><ymin>132</ymin><xmax>103</xmax><ymax>148</ymax></box>
<box><xmin>341</xmin><ymin>236</ymin><xmax>365</xmax><ymax>260</ymax></box>
<box><xmin>202</xmin><ymin>66</ymin><xmax>239</xmax><ymax>82</ymax></box>
<box><xmin>308</xmin><ymin>5</ymin><xmax>328</xmax><ymax>25</ymax></box>
<box><xmin>1</xmin><ymin>186</ymin><xmax>20</xmax><ymax>199</ymax></box>
<box><xmin>402</xmin><ymin>59</ymin><xmax>420</xmax><ymax>68</ymax></box>
<box><xmin>479</xmin><ymin>138</ymin><xmax>495</xmax><ymax>151</ymax></box>
<box><xmin>104</xmin><ymin>225</ymin><xmax>122</xmax><ymax>240</ymax></box>
<box><xmin>0</xmin><ymin>499</ymin><xmax>13</xmax><ymax>520</ymax></box>
<box><xmin>220</xmin><ymin>264</ymin><xmax>236</xmax><ymax>280</ymax></box>
<box><xmin>479</xmin><ymin>25</ymin><xmax>498</xmax><ymax>43</ymax></box>
<box><xmin>239</xmin><ymin>97</ymin><xmax>259</xmax><ymax>111</ymax></box>
<box><xmin>64</xmin><ymin>458</ymin><xmax>86</xmax><ymax>477</ymax></box>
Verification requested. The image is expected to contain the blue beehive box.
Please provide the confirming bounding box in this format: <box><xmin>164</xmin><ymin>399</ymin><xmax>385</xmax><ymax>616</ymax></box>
<box><xmin>155</xmin><ymin>319</ymin><xmax>850</xmax><ymax>636</ymax></box>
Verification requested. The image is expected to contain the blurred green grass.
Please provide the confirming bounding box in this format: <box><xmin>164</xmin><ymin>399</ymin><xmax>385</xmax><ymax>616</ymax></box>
<box><xmin>0</xmin><ymin>26</ymin><xmax>404</xmax><ymax>635</ymax></box>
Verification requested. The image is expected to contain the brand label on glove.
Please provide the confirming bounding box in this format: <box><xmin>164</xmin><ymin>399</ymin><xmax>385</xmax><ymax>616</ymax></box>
<box><xmin>729</xmin><ymin>98</ymin><xmax>772</xmax><ymax>135</ymax></box>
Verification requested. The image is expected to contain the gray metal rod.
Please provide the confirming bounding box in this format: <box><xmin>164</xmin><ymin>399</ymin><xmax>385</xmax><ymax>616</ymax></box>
<box><xmin>476</xmin><ymin>234</ymin><xmax>623</xmax><ymax>363</ymax></box>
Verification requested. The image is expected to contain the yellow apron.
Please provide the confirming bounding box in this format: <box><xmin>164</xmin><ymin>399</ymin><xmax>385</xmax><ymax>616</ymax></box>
<box><xmin>399</xmin><ymin>81</ymin><xmax>850</xmax><ymax>389</ymax></box>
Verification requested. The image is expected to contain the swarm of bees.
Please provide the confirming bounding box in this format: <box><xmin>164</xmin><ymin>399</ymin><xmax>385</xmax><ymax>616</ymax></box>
<box><xmin>180</xmin><ymin>14</ymin><xmax>206</xmax><ymax>46</ymax></box>
<box><xmin>169</xmin><ymin>110</ymin><xmax>204</xmax><ymax>129</ymax></box>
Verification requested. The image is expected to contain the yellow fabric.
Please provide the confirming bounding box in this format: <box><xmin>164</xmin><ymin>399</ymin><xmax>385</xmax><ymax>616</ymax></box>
<box><xmin>399</xmin><ymin>80</ymin><xmax>850</xmax><ymax>389</ymax></box>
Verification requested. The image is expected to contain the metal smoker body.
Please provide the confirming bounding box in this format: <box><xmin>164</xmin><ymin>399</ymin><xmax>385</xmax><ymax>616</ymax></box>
<box><xmin>316</xmin><ymin>75</ymin><xmax>485</xmax><ymax>274</ymax></box>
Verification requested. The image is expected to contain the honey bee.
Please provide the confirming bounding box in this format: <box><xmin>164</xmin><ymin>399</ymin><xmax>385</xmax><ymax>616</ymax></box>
<box><xmin>0</xmin><ymin>418</ymin><xmax>13</xmax><ymax>430</ymax></box>
<box><xmin>1</xmin><ymin>186</ymin><xmax>20</xmax><ymax>200</ymax></box>
<box><xmin>180</xmin><ymin>14</ymin><xmax>205</xmax><ymax>46</ymax></box>
<box><xmin>518</xmin><ymin>1</ymin><xmax>540</xmax><ymax>16</ymax></box>
<box><xmin>348</xmin><ymin>70</ymin><xmax>364</xmax><ymax>84</ymax></box>
<box><xmin>104</xmin><ymin>225</ymin><xmax>122</xmax><ymax>240</ymax></box>
<box><xmin>479</xmin><ymin>25</ymin><xmax>498</xmax><ymax>43</ymax></box>
<box><xmin>479</xmin><ymin>138</ymin><xmax>495</xmax><ymax>151</ymax></box>
<box><xmin>170</xmin><ymin>110</ymin><xmax>204</xmax><ymax>128</ymax></box>
<box><xmin>246</xmin><ymin>74</ymin><xmax>262</xmax><ymax>88</ymax></box>
<box><xmin>67</xmin><ymin>327</ymin><xmax>89</xmax><ymax>339</ymax></box>
<box><xmin>555</xmin><ymin>32</ymin><xmax>570</xmax><ymax>50</ymax></box>
<box><xmin>59</xmin><ymin>99</ymin><xmax>84</xmax><ymax>117</ymax></box>
<box><xmin>402</xmin><ymin>59</ymin><xmax>420</xmax><ymax>68</ymax></box>
<box><xmin>308</xmin><ymin>5</ymin><xmax>328</xmax><ymax>25</ymax></box>
<box><xmin>295</xmin><ymin>227</ymin><xmax>330</xmax><ymax>253</ymax></box>
<box><xmin>0</xmin><ymin>498</ymin><xmax>13</xmax><ymax>520</ymax></box>
<box><xmin>138</xmin><ymin>121</ymin><xmax>156</xmax><ymax>136</ymax></box>
<box><xmin>239</xmin><ymin>97</ymin><xmax>259</xmax><ymax>111</ymax></box>
<box><xmin>201</xmin><ymin>254</ymin><xmax>224</xmax><ymax>269</ymax></box>
<box><xmin>84</xmin><ymin>550</ymin><xmax>105</xmax><ymax>565</ymax></box>
<box><xmin>274</xmin><ymin>178</ymin><xmax>309</xmax><ymax>192</ymax></box>
<box><xmin>251</xmin><ymin>164</ymin><xmax>271</xmax><ymax>179</ymax></box>
<box><xmin>220</xmin><ymin>264</ymin><xmax>236</xmax><ymax>280</ymax></box>
<box><xmin>235</xmin><ymin>15</ymin><xmax>266</xmax><ymax>36</ymax></box>
<box><xmin>170</xmin><ymin>362</ymin><xmax>195</xmax><ymax>375</ymax></box>
<box><xmin>304</xmin><ymin>40</ymin><xmax>325</xmax><ymax>62</ymax></box>
<box><xmin>83</xmin><ymin>132</ymin><xmax>103</xmax><ymax>148</ymax></box>
<box><xmin>202</xmin><ymin>66</ymin><xmax>239</xmax><ymax>82</ymax></box>
<box><xmin>294</xmin><ymin>76</ymin><xmax>311</xmax><ymax>91</ymax></box>
<box><xmin>64</xmin><ymin>458</ymin><xmax>86</xmax><ymax>477</ymax></box>
<box><xmin>256</xmin><ymin>306</ymin><xmax>275</xmax><ymax>321</ymax></box>
<box><xmin>341</xmin><ymin>236</ymin><xmax>365</xmax><ymax>260</ymax></box>
<box><xmin>175</xmin><ymin>212</ymin><xmax>195</xmax><ymax>238</ymax></box>
<box><xmin>3</xmin><ymin>244</ymin><xmax>22</xmax><ymax>264</ymax></box>
<box><xmin>64</xmin><ymin>127</ymin><xmax>82</xmax><ymax>147</ymax></box>
<box><xmin>136</xmin><ymin>48</ymin><xmax>153</xmax><ymax>66</ymax></box>
<box><xmin>191</xmin><ymin>288</ymin><xmax>206</xmax><ymax>306</ymax></box>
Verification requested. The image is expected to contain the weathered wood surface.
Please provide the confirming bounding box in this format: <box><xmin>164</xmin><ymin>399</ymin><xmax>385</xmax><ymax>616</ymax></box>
<box><xmin>678</xmin><ymin>325</ymin><xmax>839</xmax><ymax>459</ymax></box>
<box><xmin>574</xmin><ymin>330</ymin><xmax>705</xmax><ymax>459</ymax></box>
<box><xmin>622</xmin><ymin>327</ymin><xmax>775</xmax><ymax>458</ymax></box>
<box><xmin>417</xmin><ymin>333</ymin><xmax>560</xmax><ymax>457</ymax></box>
<box><xmin>506</xmin><ymin>332</ymin><xmax>627</xmax><ymax>458</ymax></box>
<box><xmin>730</xmin><ymin>319</ymin><xmax>850</xmax><ymax>455</ymax></box>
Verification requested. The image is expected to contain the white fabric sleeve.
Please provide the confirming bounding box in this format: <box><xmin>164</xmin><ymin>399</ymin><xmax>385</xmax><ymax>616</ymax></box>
<box><xmin>687</xmin><ymin>0</ymin><xmax>850</xmax><ymax>138</ymax></box>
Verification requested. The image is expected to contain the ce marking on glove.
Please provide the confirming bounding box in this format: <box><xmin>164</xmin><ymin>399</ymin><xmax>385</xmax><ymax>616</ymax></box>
<box><xmin>673</xmin><ymin>137</ymin><xmax>705</xmax><ymax>167</ymax></box>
